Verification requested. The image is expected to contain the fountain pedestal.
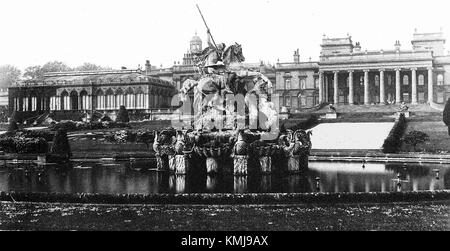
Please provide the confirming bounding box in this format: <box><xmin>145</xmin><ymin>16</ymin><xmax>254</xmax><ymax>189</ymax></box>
<box><xmin>259</xmin><ymin>156</ymin><xmax>272</xmax><ymax>174</ymax></box>
<box><xmin>168</xmin><ymin>155</ymin><xmax>176</xmax><ymax>173</ymax></box>
<box><xmin>175</xmin><ymin>155</ymin><xmax>190</xmax><ymax>174</ymax></box>
<box><xmin>287</xmin><ymin>155</ymin><xmax>301</xmax><ymax>173</ymax></box>
<box><xmin>234</xmin><ymin>155</ymin><xmax>249</xmax><ymax>175</ymax></box>
<box><xmin>206</xmin><ymin>157</ymin><xmax>220</xmax><ymax>174</ymax></box>
<box><xmin>287</xmin><ymin>155</ymin><xmax>308</xmax><ymax>173</ymax></box>
<box><xmin>156</xmin><ymin>153</ymin><xmax>169</xmax><ymax>171</ymax></box>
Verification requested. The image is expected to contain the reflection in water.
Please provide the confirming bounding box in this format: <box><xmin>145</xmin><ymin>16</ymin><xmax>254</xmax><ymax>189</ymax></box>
<box><xmin>206</xmin><ymin>175</ymin><xmax>217</xmax><ymax>192</ymax></box>
<box><xmin>0</xmin><ymin>161</ymin><xmax>449</xmax><ymax>194</ymax></box>
<box><xmin>234</xmin><ymin>176</ymin><xmax>247</xmax><ymax>194</ymax></box>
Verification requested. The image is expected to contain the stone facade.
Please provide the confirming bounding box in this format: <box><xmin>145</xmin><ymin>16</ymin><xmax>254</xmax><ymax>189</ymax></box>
<box><xmin>9</xmin><ymin>69</ymin><xmax>176</xmax><ymax>121</ymax></box>
<box><xmin>275</xmin><ymin>30</ymin><xmax>450</xmax><ymax>112</ymax></box>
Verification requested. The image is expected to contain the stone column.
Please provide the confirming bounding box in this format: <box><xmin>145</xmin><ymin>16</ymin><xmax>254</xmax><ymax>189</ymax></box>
<box><xmin>411</xmin><ymin>68</ymin><xmax>418</xmax><ymax>104</ymax></box>
<box><xmin>333</xmin><ymin>71</ymin><xmax>338</xmax><ymax>104</ymax></box>
<box><xmin>428</xmin><ymin>67</ymin><xmax>434</xmax><ymax>103</ymax></box>
<box><xmin>380</xmin><ymin>69</ymin><xmax>385</xmax><ymax>104</ymax></box>
<box><xmin>318</xmin><ymin>71</ymin><xmax>324</xmax><ymax>103</ymax></box>
<box><xmin>348</xmin><ymin>70</ymin><xmax>354</xmax><ymax>105</ymax></box>
<box><xmin>396</xmin><ymin>68</ymin><xmax>401</xmax><ymax>103</ymax></box>
<box><xmin>364</xmin><ymin>70</ymin><xmax>370</xmax><ymax>105</ymax></box>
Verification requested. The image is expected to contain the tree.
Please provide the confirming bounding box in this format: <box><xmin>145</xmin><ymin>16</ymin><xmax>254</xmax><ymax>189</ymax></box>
<box><xmin>443</xmin><ymin>98</ymin><xmax>450</xmax><ymax>136</ymax></box>
<box><xmin>50</xmin><ymin>129</ymin><xmax>71</xmax><ymax>158</ymax></box>
<box><xmin>0</xmin><ymin>65</ymin><xmax>21</xmax><ymax>88</ymax></box>
<box><xmin>23</xmin><ymin>65</ymin><xmax>44</xmax><ymax>80</ymax></box>
<box><xmin>74</xmin><ymin>63</ymin><xmax>112</xmax><ymax>71</ymax></box>
<box><xmin>23</xmin><ymin>61</ymin><xmax>71</xmax><ymax>80</ymax></box>
<box><xmin>41</xmin><ymin>61</ymin><xmax>71</xmax><ymax>73</ymax></box>
<box><xmin>116</xmin><ymin>105</ymin><xmax>130</xmax><ymax>123</ymax></box>
<box><xmin>7</xmin><ymin>119</ymin><xmax>18</xmax><ymax>132</ymax></box>
<box><xmin>403</xmin><ymin>130</ymin><xmax>429</xmax><ymax>151</ymax></box>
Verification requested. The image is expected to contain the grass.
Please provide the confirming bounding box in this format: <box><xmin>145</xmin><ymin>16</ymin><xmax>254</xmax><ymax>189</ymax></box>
<box><xmin>400</xmin><ymin>120</ymin><xmax>450</xmax><ymax>153</ymax></box>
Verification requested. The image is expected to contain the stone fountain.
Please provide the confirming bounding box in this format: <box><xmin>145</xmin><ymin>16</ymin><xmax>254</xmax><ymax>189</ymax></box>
<box><xmin>153</xmin><ymin>42</ymin><xmax>311</xmax><ymax>176</ymax></box>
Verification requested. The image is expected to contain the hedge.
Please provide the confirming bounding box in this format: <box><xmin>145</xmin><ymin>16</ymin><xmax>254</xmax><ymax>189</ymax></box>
<box><xmin>50</xmin><ymin>120</ymin><xmax>130</xmax><ymax>132</ymax></box>
<box><xmin>382</xmin><ymin>113</ymin><xmax>407</xmax><ymax>153</ymax></box>
<box><xmin>0</xmin><ymin>136</ymin><xmax>48</xmax><ymax>154</ymax></box>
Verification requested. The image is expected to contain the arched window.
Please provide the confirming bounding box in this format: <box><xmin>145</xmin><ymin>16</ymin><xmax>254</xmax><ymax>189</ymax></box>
<box><xmin>418</xmin><ymin>75</ymin><xmax>425</xmax><ymax>86</ymax></box>
<box><xmin>125</xmin><ymin>87</ymin><xmax>135</xmax><ymax>109</ymax></box>
<box><xmin>95</xmin><ymin>89</ymin><xmax>105</xmax><ymax>109</ymax></box>
<box><xmin>387</xmin><ymin>75</ymin><xmax>392</xmax><ymax>86</ymax></box>
<box><xmin>135</xmin><ymin>87</ymin><xmax>144</xmax><ymax>109</ymax></box>
<box><xmin>403</xmin><ymin>75</ymin><xmax>409</xmax><ymax>86</ymax></box>
<box><xmin>60</xmin><ymin>91</ymin><xmax>69</xmax><ymax>111</ymax></box>
<box><xmin>105</xmin><ymin>89</ymin><xmax>115</xmax><ymax>110</ymax></box>
<box><xmin>437</xmin><ymin>74</ymin><xmax>444</xmax><ymax>85</ymax></box>
<box><xmin>70</xmin><ymin>90</ymin><xmax>78</xmax><ymax>110</ymax></box>
<box><xmin>116</xmin><ymin>88</ymin><xmax>124</xmax><ymax>108</ymax></box>
<box><xmin>80</xmin><ymin>90</ymin><xmax>89</xmax><ymax>110</ymax></box>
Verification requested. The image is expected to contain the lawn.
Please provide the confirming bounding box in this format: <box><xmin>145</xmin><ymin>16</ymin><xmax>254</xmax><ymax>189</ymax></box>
<box><xmin>400</xmin><ymin>120</ymin><xmax>450</xmax><ymax>153</ymax></box>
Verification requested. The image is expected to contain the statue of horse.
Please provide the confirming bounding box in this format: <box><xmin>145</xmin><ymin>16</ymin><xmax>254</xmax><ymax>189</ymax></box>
<box><xmin>223</xmin><ymin>43</ymin><xmax>245</xmax><ymax>66</ymax></box>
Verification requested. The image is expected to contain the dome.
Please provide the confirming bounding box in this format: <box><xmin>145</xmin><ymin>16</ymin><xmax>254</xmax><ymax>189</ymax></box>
<box><xmin>190</xmin><ymin>32</ymin><xmax>202</xmax><ymax>43</ymax></box>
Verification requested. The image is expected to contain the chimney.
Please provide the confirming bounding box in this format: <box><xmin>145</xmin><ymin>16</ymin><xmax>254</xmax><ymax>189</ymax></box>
<box><xmin>293</xmin><ymin>49</ymin><xmax>300</xmax><ymax>63</ymax></box>
<box><xmin>145</xmin><ymin>60</ymin><xmax>151</xmax><ymax>74</ymax></box>
<box><xmin>395</xmin><ymin>40</ymin><xmax>401</xmax><ymax>52</ymax></box>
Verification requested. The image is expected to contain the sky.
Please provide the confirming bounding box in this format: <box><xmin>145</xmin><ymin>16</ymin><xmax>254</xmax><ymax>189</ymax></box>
<box><xmin>1</xmin><ymin>0</ymin><xmax>450</xmax><ymax>71</ymax></box>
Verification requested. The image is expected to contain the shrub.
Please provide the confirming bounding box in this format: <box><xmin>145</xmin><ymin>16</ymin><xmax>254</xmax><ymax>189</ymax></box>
<box><xmin>382</xmin><ymin>114</ymin><xmax>407</xmax><ymax>153</ymax></box>
<box><xmin>7</xmin><ymin>120</ymin><xmax>18</xmax><ymax>132</ymax></box>
<box><xmin>0</xmin><ymin>136</ymin><xmax>48</xmax><ymax>154</ymax></box>
<box><xmin>443</xmin><ymin>98</ymin><xmax>450</xmax><ymax>136</ymax></box>
<box><xmin>116</xmin><ymin>106</ymin><xmax>130</xmax><ymax>123</ymax></box>
<box><xmin>402</xmin><ymin>130</ymin><xmax>429</xmax><ymax>151</ymax></box>
<box><xmin>50</xmin><ymin>120</ymin><xmax>130</xmax><ymax>132</ymax></box>
<box><xmin>50</xmin><ymin>129</ymin><xmax>71</xmax><ymax>158</ymax></box>
<box><xmin>100</xmin><ymin>114</ymin><xmax>112</xmax><ymax>122</ymax></box>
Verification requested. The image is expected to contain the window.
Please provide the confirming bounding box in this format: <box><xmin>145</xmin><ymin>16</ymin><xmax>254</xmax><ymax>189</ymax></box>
<box><xmin>403</xmin><ymin>75</ymin><xmax>409</xmax><ymax>86</ymax></box>
<box><xmin>300</xmin><ymin>78</ymin><xmax>306</xmax><ymax>89</ymax></box>
<box><xmin>285</xmin><ymin>96</ymin><xmax>291</xmax><ymax>107</ymax></box>
<box><xmin>418</xmin><ymin>92</ymin><xmax>425</xmax><ymax>102</ymax></box>
<box><xmin>314</xmin><ymin>78</ymin><xmax>319</xmax><ymax>89</ymax></box>
<box><xmin>375</xmin><ymin>75</ymin><xmax>380</xmax><ymax>87</ymax></box>
<box><xmin>292</xmin><ymin>97</ymin><xmax>298</xmax><ymax>108</ymax></box>
<box><xmin>437</xmin><ymin>74</ymin><xmax>444</xmax><ymax>86</ymax></box>
<box><xmin>403</xmin><ymin>93</ymin><xmax>410</xmax><ymax>103</ymax></box>
<box><xmin>387</xmin><ymin>75</ymin><xmax>392</xmax><ymax>86</ymax></box>
<box><xmin>437</xmin><ymin>92</ymin><xmax>444</xmax><ymax>103</ymax></box>
<box><xmin>285</xmin><ymin>78</ymin><xmax>291</xmax><ymax>89</ymax></box>
<box><xmin>418</xmin><ymin>75</ymin><xmax>425</xmax><ymax>86</ymax></box>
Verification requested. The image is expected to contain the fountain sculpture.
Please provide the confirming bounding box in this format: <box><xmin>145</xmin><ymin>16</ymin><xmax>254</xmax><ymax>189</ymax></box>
<box><xmin>152</xmin><ymin>6</ymin><xmax>311</xmax><ymax>176</ymax></box>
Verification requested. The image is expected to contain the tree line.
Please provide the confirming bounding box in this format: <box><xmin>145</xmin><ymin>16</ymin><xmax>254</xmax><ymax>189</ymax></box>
<box><xmin>0</xmin><ymin>61</ymin><xmax>112</xmax><ymax>89</ymax></box>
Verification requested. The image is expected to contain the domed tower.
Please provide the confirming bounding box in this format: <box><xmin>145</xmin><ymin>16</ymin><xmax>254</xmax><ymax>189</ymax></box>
<box><xmin>190</xmin><ymin>32</ymin><xmax>202</xmax><ymax>53</ymax></box>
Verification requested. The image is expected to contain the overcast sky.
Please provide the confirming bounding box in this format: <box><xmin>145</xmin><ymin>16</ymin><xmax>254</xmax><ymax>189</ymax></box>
<box><xmin>1</xmin><ymin>0</ymin><xmax>450</xmax><ymax>71</ymax></box>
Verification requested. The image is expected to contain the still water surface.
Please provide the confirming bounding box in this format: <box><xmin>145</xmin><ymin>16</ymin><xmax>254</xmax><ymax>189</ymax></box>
<box><xmin>0</xmin><ymin>160</ymin><xmax>449</xmax><ymax>194</ymax></box>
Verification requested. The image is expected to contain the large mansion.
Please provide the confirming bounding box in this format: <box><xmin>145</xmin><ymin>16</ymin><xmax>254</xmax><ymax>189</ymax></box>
<box><xmin>8</xmin><ymin>29</ymin><xmax>450</xmax><ymax>121</ymax></box>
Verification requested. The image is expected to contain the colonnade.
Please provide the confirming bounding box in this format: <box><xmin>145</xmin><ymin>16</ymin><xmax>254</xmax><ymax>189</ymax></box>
<box><xmin>318</xmin><ymin>67</ymin><xmax>434</xmax><ymax>105</ymax></box>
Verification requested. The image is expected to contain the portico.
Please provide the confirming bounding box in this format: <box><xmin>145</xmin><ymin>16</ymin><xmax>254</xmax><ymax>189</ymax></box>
<box><xmin>318</xmin><ymin>51</ymin><xmax>434</xmax><ymax>105</ymax></box>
